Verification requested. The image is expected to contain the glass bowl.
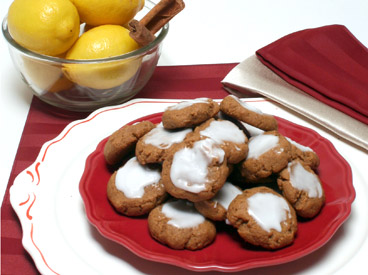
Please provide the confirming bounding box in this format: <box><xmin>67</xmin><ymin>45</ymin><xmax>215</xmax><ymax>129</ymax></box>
<box><xmin>2</xmin><ymin>0</ymin><xmax>168</xmax><ymax>112</ymax></box>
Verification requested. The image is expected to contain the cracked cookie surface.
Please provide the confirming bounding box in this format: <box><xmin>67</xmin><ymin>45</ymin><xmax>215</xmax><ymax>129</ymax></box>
<box><xmin>277</xmin><ymin>159</ymin><xmax>325</xmax><ymax>218</ymax></box>
<box><xmin>240</xmin><ymin>131</ymin><xmax>291</xmax><ymax>183</ymax></box>
<box><xmin>227</xmin><ymin>186</ymin><xmax>297</xmax><ymax>250</ymax></box>
<box><xmin>107</xmin><ymin>157</ymin><xmax>167</xmax><ymax>216</ymax></box>
<box><xmin>148</xmin><ymin>200</ymin><xmax>216</xmax><ymax>250</ymax></box>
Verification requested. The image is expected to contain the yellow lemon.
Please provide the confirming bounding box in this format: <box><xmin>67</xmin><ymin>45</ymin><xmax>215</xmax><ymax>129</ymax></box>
<box><xmin>22</xmin><ymin>57</ymin><xmax>74</xmax><ymax>94</ymax></box>
<box><xmin>70</xmin><ymin>0</ymin><xmax>145</xmax><ymax>27</ymax></box>
<box><xmin>63</xmin><ymin>25</ymin><xmax>141</xmax><ymax>90</ymax></box>
<box><xmin>7</xmin><ymin>0</ymin><xmax>80</xmax><ymax>56</ymax></box>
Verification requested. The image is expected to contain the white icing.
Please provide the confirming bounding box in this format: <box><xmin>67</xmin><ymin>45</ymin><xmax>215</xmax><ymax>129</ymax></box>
<box><xmin>144</xmin><ymin>124</ymin><xmax>192</xmax><ymax>149</ymax></box>
<box><xmin>199</xmin><ymin>120</ymin><xmax>246</xmax><ymax>144</ymax></box>
<box><xmin>240</xmin><ymin>121</ymin><xmax>264</xmax><ymax>136</ymax></box>
<box><xmin>247</xmin><ymin>134</ymin><xmax>279</xmax><ymax>159</ymax></box>
<box><xmin>288</xmin><ymin>161</ymin><xmax>323</xmax><ymax>198</ymax></box>
<box><xmin>230</xmin><ymin>95</ymin><xmax>263</xmax><ymax>114</ymax></box>
<box><xmin>286</xmin><ymin>137</ymin><xmax>313</xmax><ymax>152</ymax></box>
<box><xmin>168</xmin><ymin>98</ymin><xmax>210</xmax><ymax>111</ymax></box>
<box><xmin>247</xmin><ymin>192</ymin><xmax>291</xmax><ymax>232</ymax></box>
<box><xmin>162</xmin><ymin>200</ymin><xmax>205</xmax><ymax>228</ymax></box>
<box><xmin>115</xmin><ymin>157</ymin><xmax>161</xmax><ymax>198</ymax></box>
<box><xmin>170</xmin><ymin>138</ymin><xmax>225</xmax><ymax>193</ymax></box>
<box><xmin>212</xmin><ymin>182</ymin><xmax>242</xmax><ymax>210</ymax></box>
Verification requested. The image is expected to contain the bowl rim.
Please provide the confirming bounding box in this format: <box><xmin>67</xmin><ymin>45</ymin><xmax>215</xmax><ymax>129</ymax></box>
<box><xmin>2</xmin><ymin>0</ymin><xmax>169</xmax><ymax>65</ymax></box>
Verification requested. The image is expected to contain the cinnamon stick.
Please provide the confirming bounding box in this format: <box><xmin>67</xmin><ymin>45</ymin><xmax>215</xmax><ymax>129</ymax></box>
<box><xmin>129</xmin><ymin>0</ymin><xmax>185</xmax><ymax>47</ymax></box>
<box><xmin>129</xmin><ymin>20</ymin><xmax>156</xmax><ymax>47</ymax></box>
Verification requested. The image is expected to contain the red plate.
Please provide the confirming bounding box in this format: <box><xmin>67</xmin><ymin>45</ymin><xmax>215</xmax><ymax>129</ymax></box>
<box><xmin>79</xmin><ymin>113</ymin><xmax>355</xmax><ymax>272</ymax></box>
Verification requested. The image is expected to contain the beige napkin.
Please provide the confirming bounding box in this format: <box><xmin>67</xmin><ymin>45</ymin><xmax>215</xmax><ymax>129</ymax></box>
<box><xmin>222</xmin><ymin>55</ymin><xmax>368</xmax><ymax>151</ymax></box>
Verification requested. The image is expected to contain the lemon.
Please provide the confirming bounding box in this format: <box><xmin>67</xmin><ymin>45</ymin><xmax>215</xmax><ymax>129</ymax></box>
<box><xmin>7</xmin><ymin>0</ymin><xmax>80</xmax><ymax>56</ymax></box>
<box><xmin>22</xmin><ymin>57</ymin><xmax>73</xmax><ymax>94</ymax></box>
<box><xmin>70</xmin><ymin>0</ymin><xmax>145</xmax><ymax>27</ymax></box>
<box><xmin>63</xmin><ymin>25</ymin><xmax>141</xmax><ymax>90</ymax></box>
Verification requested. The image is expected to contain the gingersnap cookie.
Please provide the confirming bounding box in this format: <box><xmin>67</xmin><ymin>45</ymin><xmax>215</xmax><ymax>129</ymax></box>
<box><xmin>286</xmin><ymin>137</ymin><xmax>320</xmax><ymax>170</ymax></box>
<box><xmin>194</xmin><ymin>182</ymin><xmax>243</xmax><ymax>221</ymax></box>
<box><xmin>277</xmin><ymin>159</ymin><xmax>325</xmax><ymax>218</ymax></box>
<box><xmin>240</xmin><ymin>131</ymin><xmax>291</xmax><ymax>183</ymax></box>
<box><xmin>107</xmin><ymin>157</ymin><xmax>167</xmax><ymax>216</ymax></box>
<box><xmin>135</xmin><ymin>123</ymin><xmax>192</xmax><ymax>165</ymax></box>
<box><xmin>104</xmin><ymin>121</ymin><xmax>155</xmax><ymax>166</ymax></box>
<box><xmin>220</xmin><ymin>95</ymin><xmax>278</xmax><ymax>131</ymax></box>
<box><xmin>161</xmin><ymin>136</ymin><xmax>229</xmax><ymax>202</ymax></box>
<box><xmin>194</xmin><ymin>118</ymin><xmax>248</xmax><ymax>164</ymax></box>
<box><xmin>227</xmin><ymin>186</ymin><xmax>297</xmax><ymax>250</ymax></box>
<box><xmin>148</xmin><ymin>200</ymin><xmax>216</xmax><ymax>250</ymax></box>
<box><xmin>162</xmin><ymin>98</ymin><xmax>220</xmax><ymax>129</ymax></box>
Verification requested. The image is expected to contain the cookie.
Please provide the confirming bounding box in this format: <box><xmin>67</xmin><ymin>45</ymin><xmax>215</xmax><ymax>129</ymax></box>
<box><xmin>220</xmin><ymin>95</ymin><xmax>278</xmax><ymax>131</ymax></box>
<box><xmin>240</xmin><ymin>131</ymin><xmax>291</xmax><ymax>183</ymax></box>
<box><xmin>161</xmin><ymin>136</ymin><xmax>229</xmax><ymax>202</ymax></box>
<box><xmin>286</xmin><ymin>137</ymin><xmax>320</xmax><ymax>170</ymax></box>
<box><xmin>194</xmin><ymin>118</ymin><xmax>249</xmax><ymax>164</ymax></box>
<box><xmin>107</xmin><ymin>157</ymin><xmax>167</xmax><ymax>216</ymax></box>
<box><xmin>148</xmin><ymin>200</ymin><xmax>216</xmax><ymax>250</ymax></box>
<box><xmin>162</xmin><ymin>98</ymin><xmax>220</xmax><ymax>129</ymax></box>
<box><xmin>227</xmin><ymin>186</ymin><xmax>297</xmax><ymax>250</ymax></box>
<box><xmin>277</xmin><ymin>159</ymin><xmax>325</xmax><ymax>218</ymax></box>
<box><xmin>194</xmin><ymin>182</ymin><xmax>243</xmax><ymax>221</ymax></box>
<box><xmin>104</xmin><ymin>121</ymin><xmax>155</xmax><ymax>166</ymax></box>
<box><xmin>135</xmin><ymin>123</ymin><xmax>192</xmax><ymax>164</ymax></box>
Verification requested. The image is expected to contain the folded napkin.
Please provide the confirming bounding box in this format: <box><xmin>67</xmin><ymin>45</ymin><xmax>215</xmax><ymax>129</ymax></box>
<box><xmin>256</xmin><ymin>24</ymin><xmax>368</xmax><ymax>125</ymax></box>
<box><xmin>222</xmin><ymin>25</ymin><xmax>368</xmax><ymax>151</ymax></box>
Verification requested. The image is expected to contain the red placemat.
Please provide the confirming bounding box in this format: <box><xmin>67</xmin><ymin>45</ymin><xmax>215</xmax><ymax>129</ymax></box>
<box><xmin>1</xmin><ymin>63</ymin><xmax>236</xmax><ymax>274</ymax></box>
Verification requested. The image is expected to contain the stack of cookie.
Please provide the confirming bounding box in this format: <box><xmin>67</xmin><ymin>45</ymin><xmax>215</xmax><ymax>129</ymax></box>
<box><xmin>103</xmin><ymin>95</ymin><xmax>325</xmax><ymax>251</ymax></box>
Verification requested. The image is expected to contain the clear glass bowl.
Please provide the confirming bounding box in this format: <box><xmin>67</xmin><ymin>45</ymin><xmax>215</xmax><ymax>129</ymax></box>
<box><xmin>2</xmin><ymin>0</ymin><xmax>168</xmax><ymax>112</ymax></box>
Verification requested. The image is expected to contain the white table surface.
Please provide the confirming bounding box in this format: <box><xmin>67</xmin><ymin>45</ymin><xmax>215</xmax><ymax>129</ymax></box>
<box><xmin>1</xmin><ymin>0</ymin><xmax>368</xmax><ymax>274</ymax></box>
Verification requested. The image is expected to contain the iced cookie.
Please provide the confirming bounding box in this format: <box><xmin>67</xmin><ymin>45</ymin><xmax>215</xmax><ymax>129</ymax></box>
<box><xmin>227</xmin><ymin>186</ymin><xmax>297</xmax><ymax>250</ymax></box>
<box><xmin>277</xmin><ymin>159</ymin><xmax>325</xmax><ymax>218</ymax></box>
<box><xmin>162</xmin><ymin>98</ymin><xmax>220</xmax><ymax>129</ymax></box>
<box><xmin>194</xmin><ymin>118</ymin><xmax>249</xmax><ymax>164</ymax></box>
<box><xmin>161</xmin><ymin>136</ymin><xmax>229</xmax><ymax>202</ymax></box>
<box><xmin>240</xmin><ymin>131</ymin><xmax>291</xmax><ymax>183</ymax></box>
<box><xmin>286</xmin><ymin>137</ymin><xmax>320</xmax><ymax>170</ymax></box>
<box><xmin>148</xmin><ymin>200</ymin><xmax>216</xmax><ymax>250</ymax></box>
<box><xmin>220</xmin><ymin>95</ymin><xmax>278</xmax><ymax>131</ymax></box>
<box><xmin>107</xmin><ymin>157</ymin><xmax>167</xmax><ymax>216</ymax></box>
<box><xmin>194</xmin><ymin>182</ymin><xmax>243</xmax><ymax>221</ymax></box>
<box><xmin>135</xmin><ymin>123</ymin><xmax>192</xmax><ymax>164</ymax></box>
<box><xmin>104</xmin><ymin>121</ymin><xmax>155</xmax><ymax>166</ymax></box>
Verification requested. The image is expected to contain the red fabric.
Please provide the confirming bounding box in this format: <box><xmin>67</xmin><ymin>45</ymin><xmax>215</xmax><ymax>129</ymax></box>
<box><xmin>0</xmin><ymin>63</ymin><xmax>236</xmax><ymax>274</ymax></box>
<box><xmin>256</xmin><ymin>25</ymin><xmax>368</xmax><ymax>125</ymax></box>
